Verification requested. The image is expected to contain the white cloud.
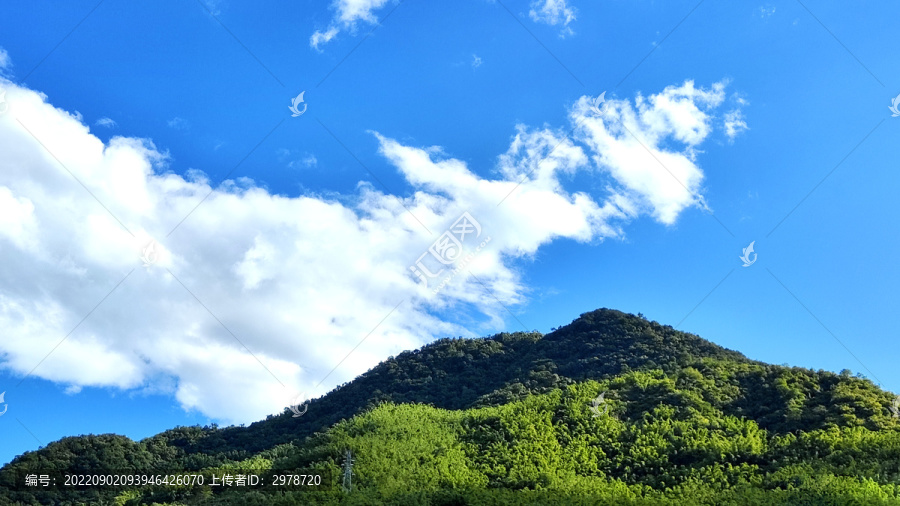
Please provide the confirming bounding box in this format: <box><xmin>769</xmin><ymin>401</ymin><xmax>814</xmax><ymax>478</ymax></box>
<box><xmin>310</xmin><ymin>0</ymin><xmax>391</xmax><ymax>50</ymax></box>
<box><xmin>0</xmin><ymin>78</ymin><xmax>735</xmax><ymax>424</ymax></box>
<box><xmin>472</xmin><ymin>54</ymin><xmax>483</xmax><ymax>69</ymax></box>
<box><xmin>724</xmin><ymin>109</ymin><xmax>748</xmax><ymax>141</ymax></box>
<box><xmin>297</xmin><ymin>154</ymin><xmax>318</xmax><ymax>168</ymax></box>
<box><xmin>95</xmin><ymin>117</ymin><xmax>117</xmax><ymax>128</ymax></box>
<box><xmin>310</xmin><ymin>26</ymin><xmax>340</xmax><ymax>50</ymax></box>
<box><xmin>277</xmin><ymin>149</ymin><xmax>318</xmax><ymax>169</ymax></box>
<box><xmin>529</xmin><ymin>0</ymin><xmax>577</xmax><ymax>37</ymax></box>
<box><xmin>167</xmin><ymin>117</ymin><xmax>189</xmax><ymax>130</ymax></box>
<box><xmin>0</xmin><ymin>48</ymin><xmax>11</xmax><ymax>73</ymax></box>
<box><xmin>572</xmin><ymin>80</ymin><xmax>729</xmax><ymax>224</ymax></box>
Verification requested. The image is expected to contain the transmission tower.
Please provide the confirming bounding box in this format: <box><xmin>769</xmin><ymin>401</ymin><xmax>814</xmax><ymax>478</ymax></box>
<box><xmin>341</xmin><ymin>449</ymin><xmax>354</xmax><ymax>493</ymax></box>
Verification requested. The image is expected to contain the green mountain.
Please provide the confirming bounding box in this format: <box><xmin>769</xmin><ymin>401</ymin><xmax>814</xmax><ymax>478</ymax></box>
<box><xmin>3</xmin><ymin>308</ymin><xmax>900</xmax><ymax>505</ymax></box>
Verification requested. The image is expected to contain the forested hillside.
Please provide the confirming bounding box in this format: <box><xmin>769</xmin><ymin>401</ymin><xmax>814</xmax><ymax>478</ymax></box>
<box><xmin>3</xmin><ymin>309</ymin><xmax>899</xmax><ymax>505</ymax></box>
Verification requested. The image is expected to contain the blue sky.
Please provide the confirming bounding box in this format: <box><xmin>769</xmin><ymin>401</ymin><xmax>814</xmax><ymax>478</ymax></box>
<box><xmin>0</xmin><ymin>0</ymin><xmax>898</xmax><ymax>466</ymax></box>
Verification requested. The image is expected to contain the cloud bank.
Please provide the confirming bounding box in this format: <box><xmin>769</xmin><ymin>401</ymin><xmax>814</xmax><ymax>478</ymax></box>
<box><xmin>0</xmin><ymin>78</ymin><xmax>740</xmax><ymax>423</ymax></box>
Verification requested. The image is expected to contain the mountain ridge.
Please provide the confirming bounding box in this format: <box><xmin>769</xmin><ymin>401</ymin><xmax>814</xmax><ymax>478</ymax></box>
<box><xmin>146</xmin><ymin>308</ymin><xmax>758</xmax><ymax>458</ymax></box>
<box><xmin>3</xmin><ymin>308</ymin><xmax>899</xmax><ymax>505</ymax></box>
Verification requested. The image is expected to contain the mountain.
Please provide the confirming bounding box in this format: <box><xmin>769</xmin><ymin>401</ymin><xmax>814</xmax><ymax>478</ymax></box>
<box><xmin>2</xmin><ymin>308</ymin><xmax>900</xmax><ymax>505</ymax></box>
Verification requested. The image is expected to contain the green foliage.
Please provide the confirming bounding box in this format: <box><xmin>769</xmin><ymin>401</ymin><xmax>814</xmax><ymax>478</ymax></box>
<box><xmin>3</xmin><ymin>309</ymin><xmax>900</xmax><ymax>504</ymax></box>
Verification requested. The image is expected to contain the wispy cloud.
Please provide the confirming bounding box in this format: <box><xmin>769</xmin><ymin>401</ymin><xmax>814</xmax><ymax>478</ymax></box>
<box><xmin>724</xmin><ymin>109</ymin><xmax>749</xmax><ymax>141</ymax></box>
<box><xmin>278</xmin><ymin>148</ymin><xmax>318</xmax><ymax>169</ymax></box>
<box><xmin>310</xmin><ymin>0</ymin><xmax>391</xmax><ymax>50</ymax></box>
<box><xmin>296</xmin><ymin>154</ymin><xmax>318</xmax><ymax>169</ymax></box>
<box><xmin>529</xmin><ymin>0</ymin><xmax>577</xmax><ymax>37</ymax></box>
<box><xmin>95</xmin><ymin>117</ymin><xmax>117</xmax><ymax>128</ymax></box>
<box><xmin>0</xmin><ymin>47</ymin><xmax>12</xmax><ymax>75</ymax></box>
<box><xmin>310</xmin><ymin>26</ymin><xmax>340</xmax><ymax>49</ymax></box>
<box><xmin>167</xmin><ymin>117</ymin><xmax>189</xmax><ymax>130</ymax></box>
<box><xmin>472</xmin><ymin>54</ymin><xmax>483</xmax><ymax>69</ymax></box>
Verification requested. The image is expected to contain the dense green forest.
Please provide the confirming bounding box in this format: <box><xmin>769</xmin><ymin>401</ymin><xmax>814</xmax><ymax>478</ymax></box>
<box><xmin>3</xmin><ymin>308</ymin><xmax>900</xmax><ymax>505</ymax></box>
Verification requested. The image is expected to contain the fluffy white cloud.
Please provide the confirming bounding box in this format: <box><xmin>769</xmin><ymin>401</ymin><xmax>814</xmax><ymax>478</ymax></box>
<box><xmin>0</xmin><ymin>78</ymin><xmax>738</xmax><ymax>424</ymax></box>
<box><xmin>529</xmin><ymin>0</ymin><xmax>577</xmax><ymax>36</ymax></box>
<box><xmin>573</xmin><ymin>80</ymin><xmax>728</xmax><ymax>224</ymax></box>
<box><xmin>310</xmin><ymin>0</ymin><xmax>391</xmax><ymax>50</ymax></box>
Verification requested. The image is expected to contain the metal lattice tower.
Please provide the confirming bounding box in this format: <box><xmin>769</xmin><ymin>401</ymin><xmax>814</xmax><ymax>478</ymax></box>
<box><xmin>341</xmin><ymin>449</ymin><xmax>354</xmax><ymax>493</ymax></box>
